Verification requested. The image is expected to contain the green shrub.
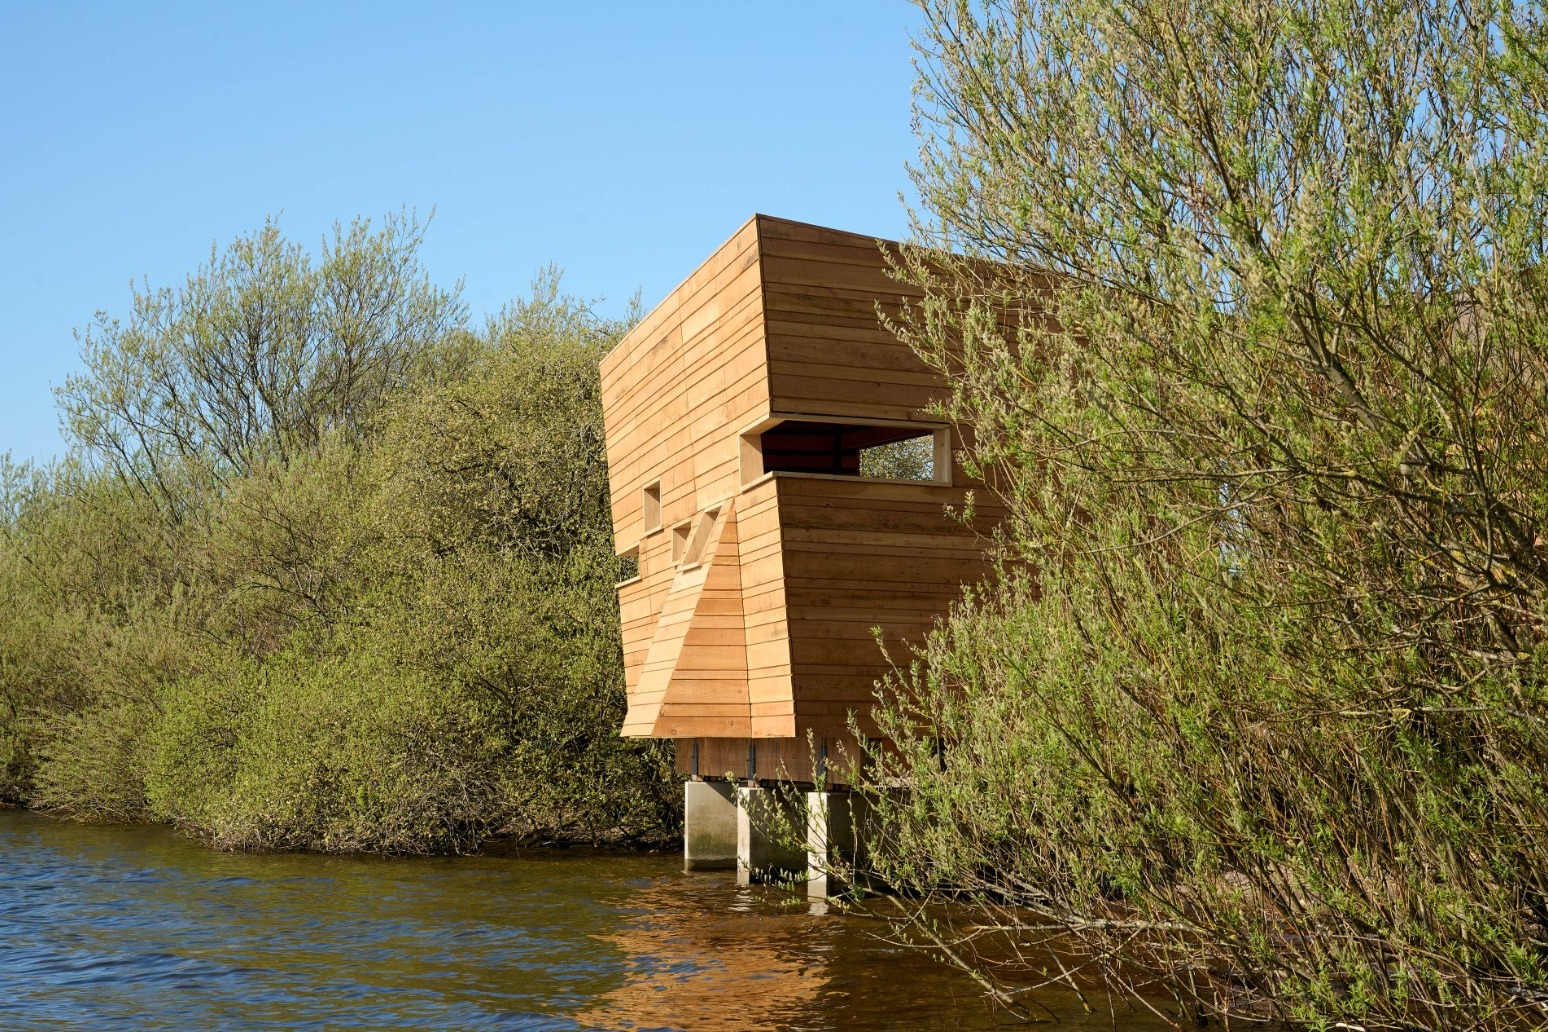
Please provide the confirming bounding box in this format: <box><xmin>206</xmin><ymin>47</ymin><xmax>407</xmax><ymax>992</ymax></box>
<box><xmin>148</xmin><ymin>650</ymin><xmax>505</xmax><ymax>854</ymax></box>
<box><xmin>868</xmin><ymin>0</ymin><xmax>1548</xmax><ymax>1026</ymax></box>
<box><xmin>0</xmin><ymin>229</ymin><xmax>679</xmax><ymax>852</ymax></box>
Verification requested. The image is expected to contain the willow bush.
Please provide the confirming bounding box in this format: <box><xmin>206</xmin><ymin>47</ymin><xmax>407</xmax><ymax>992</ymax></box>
<box><xmin>859</xmin><ymin>1</ymin><xmax>1548</xmax><ymax>1028</ymax></box>
<box><xmin>0</xmin><ymin>222</ymin><xmax>678</xmax><ymax>853</ymax></box>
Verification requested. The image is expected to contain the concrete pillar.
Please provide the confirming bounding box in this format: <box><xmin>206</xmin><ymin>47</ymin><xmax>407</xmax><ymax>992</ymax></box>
<box><xmin>683</xmin><ymin>779</ymin><xmax>737</xmax><ymax>872</ymax></box>
<box><xmin>806</xmin><ymin>791</ymin><xmax>869</xmax><ymax>900</ymax></box>
<box><xmin>736</xmin><ymin>785</ymin><xmax>806</xmax><ymax>885</ymax></box>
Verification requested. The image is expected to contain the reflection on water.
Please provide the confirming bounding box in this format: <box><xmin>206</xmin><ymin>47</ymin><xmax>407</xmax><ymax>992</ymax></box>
<box><xmin>580</xmin><ymin>882</ymin><xmax>826</xmax><ymax>1031</ymax></box>
<box><xmin>0</xmin><ymin>809</ymin><xmax>1174</xmax><ymax>1030</ymax></box>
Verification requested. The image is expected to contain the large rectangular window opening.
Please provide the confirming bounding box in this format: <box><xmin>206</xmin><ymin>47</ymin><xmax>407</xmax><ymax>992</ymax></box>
<box><xmin>752</xmin><ymin>420</ymin><xmax>946</xmax><ymax>483</ymax></box>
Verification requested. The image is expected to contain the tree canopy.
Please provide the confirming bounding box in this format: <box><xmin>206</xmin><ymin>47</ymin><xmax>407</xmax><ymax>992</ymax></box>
<box><xmin>56</xmin><ymin>212</ymin><xmax>466</xmax><ymax>518</ymax></box>
<box><xmin>1</xmin><ymin>221</ymin><xmax>678</xmax><ymax>853</ymax></box>
<box><xmin>858</xmin><ymin>1</ymin><xmax>1548</xmax><ymax>1028</ymax></box>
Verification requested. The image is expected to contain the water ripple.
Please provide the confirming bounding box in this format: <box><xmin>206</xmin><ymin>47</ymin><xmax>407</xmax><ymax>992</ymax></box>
<box><xmin>0</xmin><ymin>810</ymin><xmax>1175</xmax><ymax>1031</ymax></box>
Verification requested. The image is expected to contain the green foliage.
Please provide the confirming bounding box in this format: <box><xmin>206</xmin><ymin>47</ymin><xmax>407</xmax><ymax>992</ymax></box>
<box><xmin>864</xmin><ymin>0</ymin><xmax>1548</xmax><ymax>1027</ymax></box>
<box><xmin>147</xmin><ymin>649</ymin><xmax>506</xmax><ymax>854</ymax></box>
<box><xmin>857</xmin><ymin>434</ymin><xmax>936</xmax><ymax>480</ymax></box>
<box><xmin>0</xmin><ymin>225</ymin><xmax>678</xmax><ymax>853</ymax></box>
<box><xmin>55</xmin><ymin>210</ymin><xmax>466</xmax><ymax>520</ymax></box>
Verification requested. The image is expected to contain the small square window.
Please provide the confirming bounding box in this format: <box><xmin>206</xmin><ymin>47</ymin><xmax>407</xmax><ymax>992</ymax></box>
<box><xmin>616</xmin><ymin>546</ymin><xmax>640</xmax><ymax>585</ymax></box>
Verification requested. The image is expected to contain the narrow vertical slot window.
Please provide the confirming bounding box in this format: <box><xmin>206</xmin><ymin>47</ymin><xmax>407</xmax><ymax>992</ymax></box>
<box><xmin>641</xmin><ymin>481</ymin><xmax>662</xmax><ymax>533</ymax></box>
<box><xmin>671</xmin><ymin>520</ymin><xmax>692</xmax><ymax>564</ymax></box>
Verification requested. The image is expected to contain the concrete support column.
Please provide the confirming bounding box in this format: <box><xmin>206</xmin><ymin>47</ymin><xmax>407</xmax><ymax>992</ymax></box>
<box><xmin>806</xmin><ymin>791</ymin><xmax>869</xmax><ymax>900</ymax></box>
<box><xmin>683</xmin><ymin>779</ymin><xmax>737</xmax><ymax>872</ymax></box>
<box><xmin>736</xmin><ymin>785</ymin><xmax>806</xmax><ymax>885</ymax></box>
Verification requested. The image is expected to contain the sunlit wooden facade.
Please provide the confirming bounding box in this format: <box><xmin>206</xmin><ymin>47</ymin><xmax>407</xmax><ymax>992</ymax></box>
<box><xmin>599</xmin><ymin>215</ymin><xmax>1005</xmax><ymax>783</ymax></box>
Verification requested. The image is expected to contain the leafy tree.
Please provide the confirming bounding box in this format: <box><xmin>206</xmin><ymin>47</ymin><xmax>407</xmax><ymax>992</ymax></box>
<box><xmin>858</xmin><ymin>434</ymin><xmax>936</xmax><ymax>480</ymax></box>
<box><xmin>56</xmin><ymin>211</ymin><xmax>465</xmax><ymax>518</ymax></box>
<box><xmin>1</xmin><ymin>226</ymin><xmax>679</xmax><ymax>852</ymax></box>
<box><xmin>860</xmin><ymin>1</ymin><xmax>1548</xmax><ymax>1028</ymax></box>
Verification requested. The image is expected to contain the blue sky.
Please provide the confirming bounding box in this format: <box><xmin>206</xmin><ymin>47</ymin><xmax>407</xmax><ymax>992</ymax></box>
<box><xmin>0</xmin><ymin>2</ymin><xmax>926</xmax><ymax>464</ymax></box>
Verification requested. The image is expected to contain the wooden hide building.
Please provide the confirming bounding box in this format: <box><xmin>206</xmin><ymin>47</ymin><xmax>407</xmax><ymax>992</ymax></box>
<box><xmin>600</xmin><ymin>215</ymin><xmax>1005</xmax><ymax>791</ymax></box>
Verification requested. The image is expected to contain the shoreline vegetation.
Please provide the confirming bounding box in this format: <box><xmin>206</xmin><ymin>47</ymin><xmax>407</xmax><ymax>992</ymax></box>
<box><xmin>4</xmin><ymin>0</ymin><xmax>1548</xmax><ymax>1028</ymax></box>
<box><xmin>0</xmin><ymin>215</ymin><xmax>680</xmax><ymax>855</ymax></box>
<box><xmin>842</xmin><ymin>1</ymin><xmax>1548</xmax><ymax>1029</ymax></box>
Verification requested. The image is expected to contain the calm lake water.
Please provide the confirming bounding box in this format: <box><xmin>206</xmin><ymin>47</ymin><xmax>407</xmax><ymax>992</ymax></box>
<box><xmin>0</xmin><ymin>809</ymin><xmax>1176</xmax><ymax>1030</ymax></box>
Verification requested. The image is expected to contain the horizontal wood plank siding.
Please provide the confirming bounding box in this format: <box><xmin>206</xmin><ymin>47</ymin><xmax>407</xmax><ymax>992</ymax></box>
<box><xmin>774</xmin><ymin>471</ymin><xmax>1006</xmax><ymax>737</ymax></box>
<box><xmin>758</xmin><ymin>217</ymin><xmax>939</xmax><ymax>425</ymax></box>
<box><xmin>602</xmin><ymin>214</ymin><xmax>1013</xmax><ymax>744</ymax></box>
<box><xmin>602</xmin><ymin>218</ymin><xmax>781</xmax><ymax>736</ymax></box>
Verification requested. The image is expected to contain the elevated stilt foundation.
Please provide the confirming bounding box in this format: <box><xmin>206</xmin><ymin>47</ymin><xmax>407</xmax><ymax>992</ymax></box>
<box><xmin>736</xmin><ymin>785</ymin><xmax>806</xmax><ymax>885</ymax></box>
<box><xmin>683</xmin><ymin>779</ymin><xmax>872</xmax><ymax>896</ymax></box>
<box><xmin>805</xmin><ymin>791</ymin><xmax>868</xmax><ymax>900</ymax></box>
<box><xmin>683</xmin><ymin>779</ymin><xmax>738</xmax><ymax>872</ymax></box>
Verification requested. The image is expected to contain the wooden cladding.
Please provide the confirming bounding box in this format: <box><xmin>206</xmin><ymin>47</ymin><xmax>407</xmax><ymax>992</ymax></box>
<box><xmin>676</xmin><ymin>733</ymin><xmax>871</xmax><ymax>787</ymax></box>
<box><xmin>600</xmin><ymin>215</ymin><xmax>1009</xmax><ymax>743</ymax></box>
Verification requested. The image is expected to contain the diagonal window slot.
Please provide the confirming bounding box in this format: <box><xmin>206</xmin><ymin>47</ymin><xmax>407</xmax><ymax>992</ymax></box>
<box><xmin>680</xmin><ymin>507</ymin><xmax>720</xmax><ymax>569</ymax></box>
